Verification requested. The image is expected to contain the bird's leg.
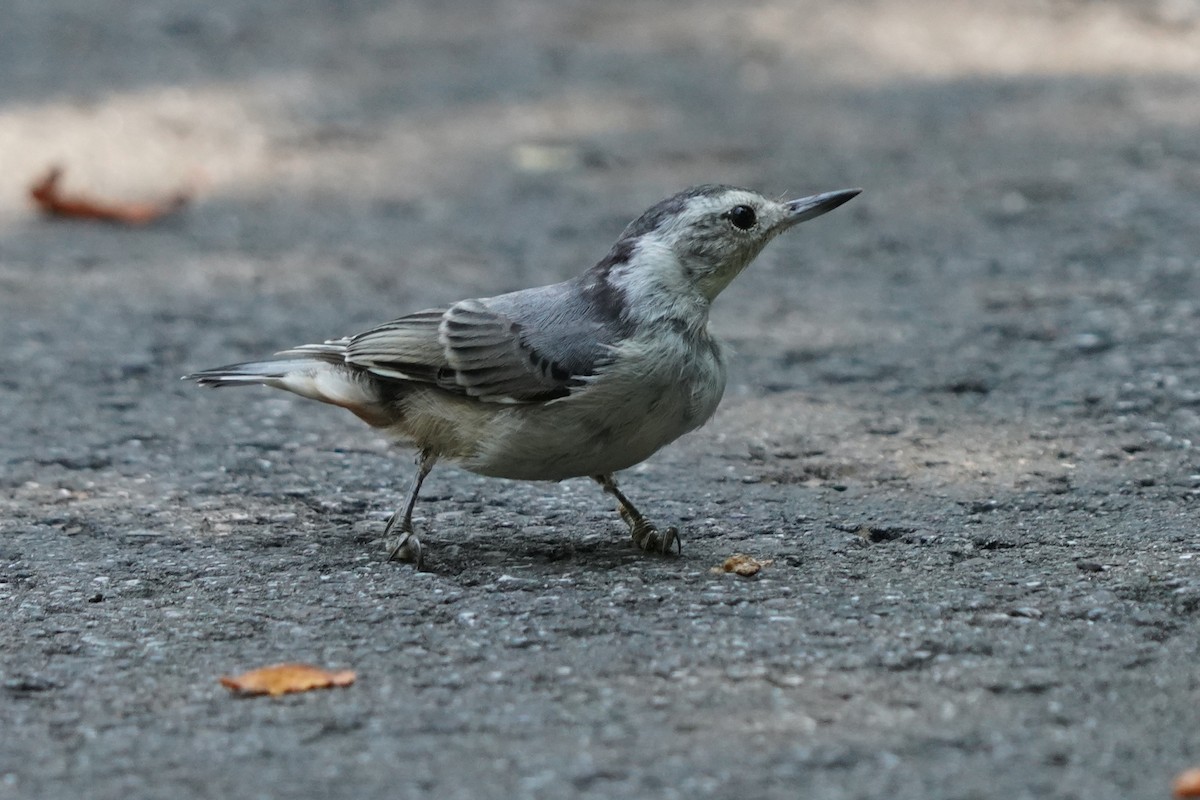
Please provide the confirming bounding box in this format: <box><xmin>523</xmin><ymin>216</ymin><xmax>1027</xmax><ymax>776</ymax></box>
<box><xmin>592</xmin><ymin>474</ymin><xmax>681</xmax><ymax>555</ymax></box>
<box><xmin>384</xmin><ymin>449</ymin><xmax>438</xmax><ymax>568</ymax></box>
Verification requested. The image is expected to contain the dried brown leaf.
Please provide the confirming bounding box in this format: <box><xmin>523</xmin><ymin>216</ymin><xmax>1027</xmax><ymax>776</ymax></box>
<box><xmin>1174</xmin><ymin>768</ymin><xmax>1200</xmax><ymax>798</ymax></box>
<box><xmin>29</xmin><ymin>166</ymin><xmax>190</xmax><ymax>225</ymax></box>
<box><xmin>711</xmin><ymin>553</ymin><xmax>774</xmax><ymax>576</ymax></box>
<box><xmin>219</xmin><ymin>663</ymin><xmax>356</xmax><ymax>697</ymax></box>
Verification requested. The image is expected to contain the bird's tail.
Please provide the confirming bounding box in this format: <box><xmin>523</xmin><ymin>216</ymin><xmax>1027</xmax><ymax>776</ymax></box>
<box><xmin>185</xmin><ymin>343</ymin><xmax>390</xmax><ymax>424</ymax></box>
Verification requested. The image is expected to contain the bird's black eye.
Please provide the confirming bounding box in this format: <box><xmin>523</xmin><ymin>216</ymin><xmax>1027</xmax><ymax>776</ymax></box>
<box><xmin>725</xmin><ymin>205</ymin><xmax>757</xmax><ymax>230</ymax></box>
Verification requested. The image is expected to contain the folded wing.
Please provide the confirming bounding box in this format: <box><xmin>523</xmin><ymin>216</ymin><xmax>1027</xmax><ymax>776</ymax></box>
<box><xmin>346</xmin><ymin>282</ymin><xmax>615</xmax><ymax>404</ymax></box>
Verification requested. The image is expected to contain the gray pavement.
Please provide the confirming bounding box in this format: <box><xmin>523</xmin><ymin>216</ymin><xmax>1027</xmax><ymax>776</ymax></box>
<box><xmin>2</xmin><ymin>1</ymin><xmax>1199</xmax><ymax>798</ymax></box>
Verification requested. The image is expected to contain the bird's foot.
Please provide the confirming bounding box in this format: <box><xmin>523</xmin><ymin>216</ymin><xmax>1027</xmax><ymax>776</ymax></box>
<box><xmin>620</xmin><ymin>505</ymin><xmax>682</xmax><ymax>555</ymax></box>
<box><xmin>382</xmin><ymin>509</ymin><xmax>424</xmax><ymax>568</ymax></box>
<box><xmin>384</xmin><ymin>531</ymin><xmax>423</xmax><ymax>568</ymax></box>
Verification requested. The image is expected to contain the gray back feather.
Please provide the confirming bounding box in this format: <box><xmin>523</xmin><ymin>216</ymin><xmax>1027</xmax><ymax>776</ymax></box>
<box><xmin>345</xmin><ymin>268</ymin><xmax>631</xmax><ymax>404</ymax></box>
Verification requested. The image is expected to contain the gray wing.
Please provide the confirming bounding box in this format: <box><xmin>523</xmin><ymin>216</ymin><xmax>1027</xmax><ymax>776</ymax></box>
<box><xmin>345</xmin><ymin>281</ymin><xmax>617</xmax><ymax>403</ymax></box>
<box><xmin>341</xmin><ymin>308</ymin><xmax>446</xmax><ymax>385</ymax></box>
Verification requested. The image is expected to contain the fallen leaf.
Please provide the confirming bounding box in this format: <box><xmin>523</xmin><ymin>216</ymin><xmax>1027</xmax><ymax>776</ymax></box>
<box><xmin>219</xmin><ymin>663</ymin><xmax>356</xmax><ymax>697</ymax></box>
<box><xmin>29</xmin><ymin>165</ymin><xmax>190</xmax><ymax>225</ymax></box>
<box><xmin>1174</xmin><ymin>768</ymin><xmax>1200</xmax><ymax>798</ymax></box>
<box><xmin>711</xmin><ymin>553</ymin><xmax>774</xmax><ymax>576</ymax></box>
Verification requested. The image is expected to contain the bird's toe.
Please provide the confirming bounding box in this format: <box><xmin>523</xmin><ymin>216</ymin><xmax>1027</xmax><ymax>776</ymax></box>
<box><xmin>385</xmin><ymin>531</ymin><xmax>424</xmax><ymax>569</ymax></box>
<box><xmin>631</xmin><ymin>521</ymin><xmax>682</xmax><ymax>555</ymax></box>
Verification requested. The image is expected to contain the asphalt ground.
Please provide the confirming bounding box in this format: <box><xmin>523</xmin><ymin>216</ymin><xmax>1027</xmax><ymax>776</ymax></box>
<box><xmin>2</xmin><ymin>2</ymin><xmax>1199</xmax><ymax>798</ymax></box>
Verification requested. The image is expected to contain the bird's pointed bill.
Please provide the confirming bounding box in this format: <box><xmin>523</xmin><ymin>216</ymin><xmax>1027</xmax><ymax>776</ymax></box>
<box><xmin>783</xmin><ymin>188</ymin><xmax>861</xmax><ymax>227</ymax></box>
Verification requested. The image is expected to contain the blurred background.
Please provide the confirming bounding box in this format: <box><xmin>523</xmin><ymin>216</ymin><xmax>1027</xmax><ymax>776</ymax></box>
<box><xmin>3</xmin><ymin>0</ymin><xmax>1198</xmax><ymax>397</ymax></box>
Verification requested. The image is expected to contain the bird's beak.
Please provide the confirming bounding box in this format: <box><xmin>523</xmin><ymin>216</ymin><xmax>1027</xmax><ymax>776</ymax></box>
<box><xmin>783</xmin><ymin>188</ymin><xmax>861</xmax><ymax>227</ymax></box>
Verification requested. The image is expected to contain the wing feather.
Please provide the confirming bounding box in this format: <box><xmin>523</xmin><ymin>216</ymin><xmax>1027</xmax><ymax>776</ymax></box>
<box><xmin>344</xmin><ymin>309</ymin><xmax>446</xmax><ymax>383</ymax></box>
<box><xmin>344</xmin><ymin>287</ymin><xmax>611</xmax><ymax>403</ymax></box>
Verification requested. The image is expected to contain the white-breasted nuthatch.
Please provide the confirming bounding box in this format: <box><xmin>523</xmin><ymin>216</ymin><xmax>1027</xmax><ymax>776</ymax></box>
<box><xmin>187</xmin><ymin>184</ymin><xmax>860</xmax><ymax>566</ymax></box>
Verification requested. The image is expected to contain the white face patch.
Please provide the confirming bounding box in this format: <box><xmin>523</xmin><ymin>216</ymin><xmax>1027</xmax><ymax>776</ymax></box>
<box><xmin>631</xmin><ymin>187</ymin><xmax>796</xmax><ymax>302</ymax></box>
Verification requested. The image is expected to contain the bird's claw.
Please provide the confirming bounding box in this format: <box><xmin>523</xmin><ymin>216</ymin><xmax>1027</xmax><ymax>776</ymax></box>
<box><xmin>620</xmin><ymin>505</ymin><xmax>682</xmax><ymax>555</ymax></box>
<box><xmin>382</xmin><ymin>508</ymin><xmax>423</xmax><ymax>568</ymax></box>
<box><xmin>385</xmin><ymin>531</ymin><xmax>423</xmax><ymax>569</ymax></box>
<box><xmin>633</xmin><ymin>523</ymin><xmax>681</xmax><ymax>555</ymax></box>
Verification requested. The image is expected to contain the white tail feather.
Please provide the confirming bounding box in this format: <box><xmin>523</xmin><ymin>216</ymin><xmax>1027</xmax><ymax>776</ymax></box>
<box><xmin>185</xmin><ymin>357</ymin><xmax>382</xmax><ymax>410</ymax></box>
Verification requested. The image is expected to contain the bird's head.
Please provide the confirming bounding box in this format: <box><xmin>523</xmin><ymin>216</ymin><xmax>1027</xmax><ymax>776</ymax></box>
<box><xmin>616</xmin><ymin>184</ymin><xmax>860</xmax><ymax>303</ymax></box>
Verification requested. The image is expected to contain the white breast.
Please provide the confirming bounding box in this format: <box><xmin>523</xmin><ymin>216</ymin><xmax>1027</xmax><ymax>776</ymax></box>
<box><xmin>462</xmin><ymin>328</ymin><xmax>728</xmax><ymax>481</ymax></box>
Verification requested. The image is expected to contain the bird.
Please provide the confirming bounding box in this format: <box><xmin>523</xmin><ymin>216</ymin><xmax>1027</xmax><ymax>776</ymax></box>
<box><xmin>186</xmin><ymin>184</ymin><xmax>860</xmax><ymax>567</ymax></box>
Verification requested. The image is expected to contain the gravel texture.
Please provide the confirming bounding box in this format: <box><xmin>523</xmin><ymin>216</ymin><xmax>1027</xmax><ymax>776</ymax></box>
<box><xmin>2</xmin><ymin>1</ymin><xmax>1199</xmax><ymax>798</ymax></box>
